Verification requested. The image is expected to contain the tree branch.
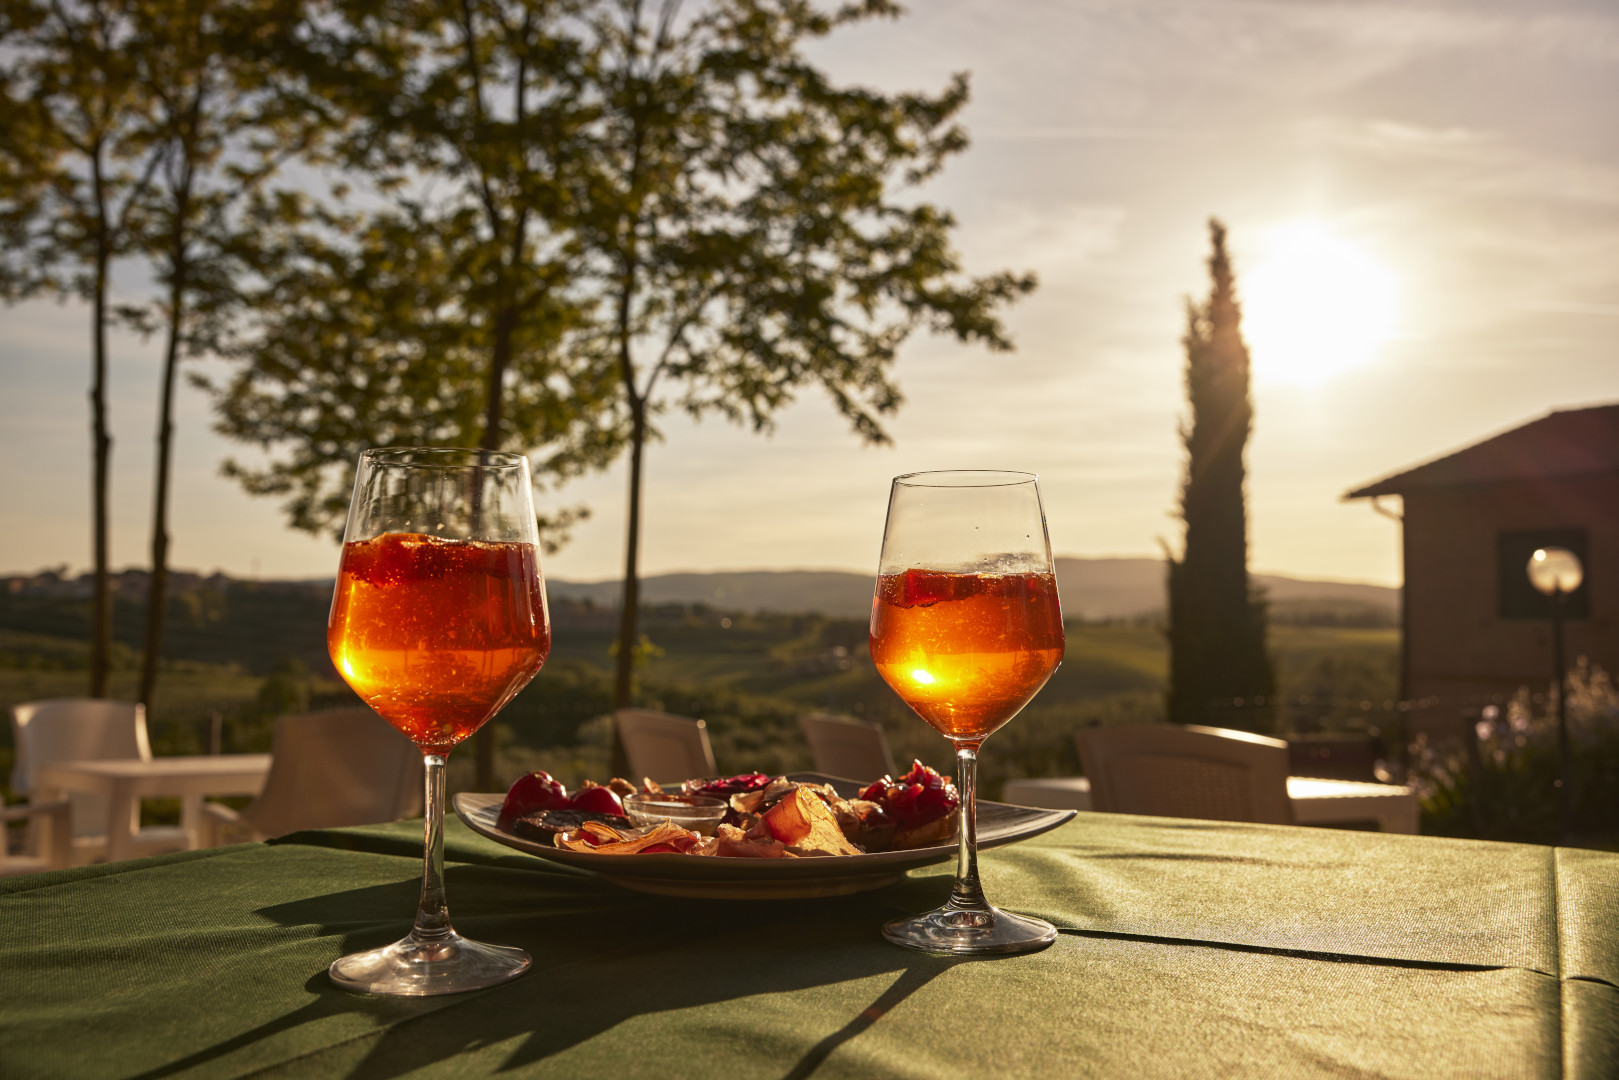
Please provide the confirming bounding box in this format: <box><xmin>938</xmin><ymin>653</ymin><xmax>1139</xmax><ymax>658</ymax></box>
<box><xmin>455</xmin><ymin>0</ymin><xmax>502</xmax><ymax>232</ymax></box>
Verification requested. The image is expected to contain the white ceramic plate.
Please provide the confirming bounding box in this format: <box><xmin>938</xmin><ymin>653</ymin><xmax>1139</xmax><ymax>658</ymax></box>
<box><xmin>453</xmin><ymin>773</ymin><xmax>1075</xmax><ymax>899</ymax></box>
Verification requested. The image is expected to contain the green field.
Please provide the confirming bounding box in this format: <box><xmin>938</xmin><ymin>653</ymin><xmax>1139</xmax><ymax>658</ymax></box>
<box><xmin>17</xmin><ymin>583</ymin><xmax>1616</xmax><ymax>850</ymax></box>
<box><xmin>0</xmin><ymin>584</ymin><xmax>1398</xmax><ymax>801</ymax></box>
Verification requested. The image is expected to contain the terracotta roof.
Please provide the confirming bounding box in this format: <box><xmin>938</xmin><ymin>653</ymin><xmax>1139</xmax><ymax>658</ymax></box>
<box><xmin>1345</xmin><ymin>403</ymin><xmax>1619</xmax><ymax>498</ymax></box>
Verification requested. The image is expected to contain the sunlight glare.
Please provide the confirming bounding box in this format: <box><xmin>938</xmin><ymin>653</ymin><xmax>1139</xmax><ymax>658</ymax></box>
<box><xmin>1241</xmin><ymin>223</ymin><xmax>1398</xmax><ymax>386</ymax></box>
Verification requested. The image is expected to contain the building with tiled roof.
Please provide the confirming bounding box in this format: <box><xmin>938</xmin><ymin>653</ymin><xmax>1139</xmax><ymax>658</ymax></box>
<box><xmin>1346</xmin><ymin>403</ymin><xmax>1618</xmax><ymax>711</ymax></box>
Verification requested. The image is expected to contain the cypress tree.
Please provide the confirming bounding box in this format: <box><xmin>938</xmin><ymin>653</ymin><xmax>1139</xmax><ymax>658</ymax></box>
<box><xmin>1167</xmin><ymin>219</ymin><xmax>1275</xmax><ymax>730</ymax></box>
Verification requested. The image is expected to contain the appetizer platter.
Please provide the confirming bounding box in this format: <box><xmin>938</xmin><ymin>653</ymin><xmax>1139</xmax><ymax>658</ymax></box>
<box><xmin>453</xmin><ymin>764</ymin><xmax>1075</xmax><ymax>899</ymax></box>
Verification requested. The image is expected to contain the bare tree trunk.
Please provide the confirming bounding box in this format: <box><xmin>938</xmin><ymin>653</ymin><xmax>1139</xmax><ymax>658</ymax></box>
<box><xmin>609</xmin><ymin>258</ymin><xmax>646</xmax><ymax>778</ymax></box>
<box><xmin>88</xmin><ymin>164</ymin><xmax>113</xmax><ymax>699</ymax></box>
<box><xmin>613</xmin><ymin>401</ymin><xmax>647</xmax><ymax>712</ymax></box>
<box><xmin>609</xmin><ymin>396</ymin><xmax>646</xmax><ymax>780</ymax></box>
<box><xmin>611</xmin><ymin>238</ymin><xmax>646</xmax><ymax>727</ymax></box>
<box><xmin>479</xmin><ymin>307</ymin><xmax>514</xmax><ymax>455</ymax></box>
<box><xmin>138</xmin><ymin>245</ymin><xmax>188</xmax><ymax>714</ymax></box>
<box><xmin>472</xmin><ymin>304</ymin><xmax>518</xmax><ymax>791</ymax></box>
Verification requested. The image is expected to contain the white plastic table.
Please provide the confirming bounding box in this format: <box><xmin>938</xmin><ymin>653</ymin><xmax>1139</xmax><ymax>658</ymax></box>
<box><xmin>1001</xmin><ymin>774</ymin><xmax>1420</xmax><ymax>833</ymax></box>
<box><xmin>34</xmin><ymin>755</ymin><xmax>272</xmax><ymax>862</ymax></box>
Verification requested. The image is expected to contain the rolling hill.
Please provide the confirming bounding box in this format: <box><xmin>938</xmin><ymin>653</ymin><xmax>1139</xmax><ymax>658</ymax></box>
<box><xmin>547</xmin><ymin>557</ymin><xmax>1397</xmax><ymax>622</ymax></box>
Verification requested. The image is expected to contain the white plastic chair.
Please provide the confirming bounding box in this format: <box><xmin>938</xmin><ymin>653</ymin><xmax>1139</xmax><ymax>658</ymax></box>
<box><xmin>614</xmin><ymin>709</ymin><xmax>717</xmax><ymax>785</ymax></box>
<box><xmin>1076</xmin><ymin>723</ymin><xmax>1295</xmax><ymax>825</ymax></box>
<box><xmin>798</xmin><ymin>712</ymin><xmax>897</xmax><ymax>782</ymax></box>
<box><xmin>201</xmin><ymin>707</ymin><xmax>423</xmax><ymax>844</ymax></box>
<box><xmin>10</xmin><ymin>699</ymin><xmax>185</xmax><ymax>864</ymax></box>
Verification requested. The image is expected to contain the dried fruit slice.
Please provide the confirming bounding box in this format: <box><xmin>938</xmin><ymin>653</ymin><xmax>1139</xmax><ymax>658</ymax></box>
<box><xmin>686</xmin><ymin>772</ymin><xmax>773</xmax><ymax>798</ymax></box>
<box><xmin>555</xmin><ymin>820</ymin><xmax>701</xmax><ymax>855</ymax></box>
<box><xmin>834</xmin><ymin>798</ymin><xmax>895</xmax><ymax>852</ymax></box>
<box><xmin>706</xmin><ymin>823</ymin><xmax>788</xmax><ymax>858</ymax></box>
<box><xmin>730</xmin><ymin>776</ymin><xmax>797</xmax><ymax>816</ymax></box>
<box><xmin>508</xmin><ymin>807</ymin><xmax>632</xmax><ymax>845</ymax></box>
<box><xmin>760</xmin><ymin>787</ymin><xmax>863</xmax><ymax>857</ymax></box>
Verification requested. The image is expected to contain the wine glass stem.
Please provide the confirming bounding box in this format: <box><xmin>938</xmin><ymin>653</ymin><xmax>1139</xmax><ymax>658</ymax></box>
<box><xmin>413</xmin><ymin>752</ymin><xmax>451</xmax><ymax>941</ymax></box>
<box><xmin>948</xmin><ymin>743</ymin><xmax>989</xmax><ymax>912</ymax></box>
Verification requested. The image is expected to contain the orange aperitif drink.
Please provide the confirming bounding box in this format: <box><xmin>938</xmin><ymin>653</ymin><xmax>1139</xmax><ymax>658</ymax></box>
<box><xmin>328</xmin><ymin>532</ymin><xmax>551</xmax><ymax>752</ymax></box>
<box><xmin>870</xmin><ymin>568</ymin><xmax>1064</xmax><ymax>743</ymax></box>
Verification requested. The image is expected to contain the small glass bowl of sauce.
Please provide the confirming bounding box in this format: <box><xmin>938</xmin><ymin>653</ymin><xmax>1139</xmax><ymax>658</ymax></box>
<box><xmin>623</xmin><ymin>792</ymin><xmax>728</xmax><ymax>836</ymax></box>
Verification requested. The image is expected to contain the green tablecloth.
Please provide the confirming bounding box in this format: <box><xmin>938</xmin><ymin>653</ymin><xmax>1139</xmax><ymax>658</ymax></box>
<box><xmin>2</xmin><ymin>814</ymin><xmax>1615</xmax><ymax>1078</ymax></box>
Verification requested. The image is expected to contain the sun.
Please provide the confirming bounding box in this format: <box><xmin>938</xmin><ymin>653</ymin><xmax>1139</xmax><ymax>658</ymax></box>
<box><xmin>1239</xmin><ymin>222</ymin><xmax>1398</xmax><ymax>387</ymax></box>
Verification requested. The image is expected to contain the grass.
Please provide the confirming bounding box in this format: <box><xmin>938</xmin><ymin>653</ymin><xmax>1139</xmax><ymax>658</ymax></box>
<box><xmin>16</xmin><ymin>598</ymin><xmax>1616</xmax><ymax>849</ymax></box>
<box><xmin>0</xmin><ymin>585</ymin><xmax>1399</xmax><ymax>808</ymax></box>
<box><xmin>477</xmin><ymin>612</ymin><xmax>1395</xmax><ymax>798</ymax></box>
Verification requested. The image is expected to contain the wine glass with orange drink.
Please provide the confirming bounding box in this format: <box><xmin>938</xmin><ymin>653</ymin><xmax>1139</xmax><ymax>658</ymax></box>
<box><xmin>869</xmin><ymin>471</ymin><xmax>1065</xmax><ymax>954</ymax></box>
<box><xmin>326</xmin><ymin>448</ymin><xmax>551</xmax><ymax>994</ymax></box>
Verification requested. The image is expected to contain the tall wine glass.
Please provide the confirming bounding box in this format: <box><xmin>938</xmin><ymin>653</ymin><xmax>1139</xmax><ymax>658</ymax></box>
<box><xmin>326</xmin><ymin>448</ymin><xmax>552</xmax><ymax>994</ymax></box>
<box><xmin>869</xmin><ymin>470</ymin><xmax>1065</xmax><ymax>954</ymax></box>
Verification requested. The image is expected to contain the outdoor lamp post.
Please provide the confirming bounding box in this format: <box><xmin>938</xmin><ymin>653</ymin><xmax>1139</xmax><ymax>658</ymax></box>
<box><xmin>1527</xmin><ymin>546</ymin><xmax>1584</xmax><ymax>839</ymax></box>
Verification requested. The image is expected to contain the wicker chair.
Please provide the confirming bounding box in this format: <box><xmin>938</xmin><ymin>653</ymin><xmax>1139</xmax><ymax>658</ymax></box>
<box><xmin>1076</xmin><ymin>723</ymin><xmax>1294</xmax><ymax>825</ymax></box>
<box><xmin>201</xmin><ymin>708</ymin><xmax>422</xmax><ymax>844</ymax></box>
<box><xmin>798</xmin><ymin>712</ymin><xmax>897</xmax><ymax>782</ymax></box>
<box><xmin>614</xmin><ymin>709</ymin><xmax>718</xmax><ymax>785</ymax></box>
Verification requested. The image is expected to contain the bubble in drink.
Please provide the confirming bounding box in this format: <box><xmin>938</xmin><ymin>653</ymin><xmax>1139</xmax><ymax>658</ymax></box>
<box><xmin>328</xmin><ymin>532</ymin><xmax>551</xmax><ymax>751</ymax></box>
<box><xmin>869</xmin><ymin>569</ymin><xmax>1063</xmax><ymax>742</ymax></box>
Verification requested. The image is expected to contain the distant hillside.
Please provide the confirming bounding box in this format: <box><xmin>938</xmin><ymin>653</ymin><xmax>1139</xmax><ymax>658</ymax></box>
<box><xmin>549</xmin><ymin>558</ymin><xmax>1398</xmax><ymax>622</ymax></box>
<box><xmin>548</xmin><ymin>570</ymin><xmax>875</xmax><ymax>617</ymax></box>
<box><xmin>4</xmin><ymin>558</ymin><xmax>1397</xmax><ymax>630</ymax></box>
<box><xmin>1053</xmin><ymin>558</ymin><xmax>1398</xmax><ymax>622</ymax></box>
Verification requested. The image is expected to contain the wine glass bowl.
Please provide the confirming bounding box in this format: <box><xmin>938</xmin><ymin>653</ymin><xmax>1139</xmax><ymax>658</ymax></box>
<box><xmin>326</xmin><ymin>447</ymin><xmax>550</xmax><ymax>995</ymax></box>
<box><xmin>330</xmin><ymin>533</ymin><xmax>548</xmax><ymax>751</ymax></box>
<box><xmin>869</xmin><ymin>470</ymin><xmax>1064</xmax><ymax>954</ymax></box>
<box><xmin>870</xmin><ymin>569</ymin><xmax>1063</xmax><ymax>743</ymax></box>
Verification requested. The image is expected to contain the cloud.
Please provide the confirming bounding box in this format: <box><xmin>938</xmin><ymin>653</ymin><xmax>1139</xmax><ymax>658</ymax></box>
<box><xmin>958</xmin><ymin>203</ymin><xmax>1127</xmax><ymax>283</ymax></box>
<box><xmin>1303</xmin><ymin>115</ymin><xmax>1619</xmax><ymax>207</ymax></box>
<box><xmin>1070</xmin><ymin>0</ymin><xmax>1619</xmax><ymax>101</ymax></box>
<box><xmin>1522</xmin><ymin>302</ymin><xmax>1619</xmax><ymax>317</ymax></box>
<box><xmin>973</xmin><ymin>126</ymin><xmax>1211</xmax><ymax>143</ymax></box>
<box><xmin>1300</xmin><ymin>117</ymin><xmax>1496</xmax><ymax>158</ymax></box>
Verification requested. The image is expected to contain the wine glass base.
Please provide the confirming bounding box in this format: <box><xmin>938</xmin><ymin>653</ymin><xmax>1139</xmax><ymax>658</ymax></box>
<box><xmin>329</xmin><ymin>929</ymin><xmax>531</xmax><ymax>996</ymax></box>
<box><xmin>882</xmin><ymin>905</ymin><xmax>1058</xmax><ymax>956</ymax></box>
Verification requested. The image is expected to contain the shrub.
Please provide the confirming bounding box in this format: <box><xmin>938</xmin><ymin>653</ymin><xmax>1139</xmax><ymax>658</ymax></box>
<box><xmin>1411</xmin><ymin>659</ymin><xmax>1619</xmax><ymax>845</ymax></box>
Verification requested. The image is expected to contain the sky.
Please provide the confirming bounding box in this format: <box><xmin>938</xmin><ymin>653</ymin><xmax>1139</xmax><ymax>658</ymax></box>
<box><xmin>3</xmin><ymin>0</ymin><xmax>1617</xmax><ymax>588</ymax></box>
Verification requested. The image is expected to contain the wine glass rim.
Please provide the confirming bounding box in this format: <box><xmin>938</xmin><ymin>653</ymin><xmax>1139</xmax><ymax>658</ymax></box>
<box><xmin>362</xmin><ymin>447</ymin><xmax>529</xmax><ymax>471</ymax></box>
<box><xmin>893</xmin><ymin>469</ymin><xmax>1037</xmax><ymax>488</ymax></box>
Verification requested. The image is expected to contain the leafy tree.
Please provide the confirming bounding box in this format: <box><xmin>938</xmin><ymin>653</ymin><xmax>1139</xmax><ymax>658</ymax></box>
<box><xmin>1166</xmin><ymin>219</ymin><xmax>1274</xmax><ymax>729</ymax></box>
<box><xmin>567</xmin><ymin>0</ymin><xmax>1037</xmax><ymax>712</ymax></box>
<box><xmin>210</xmin><ymin>0</ymin><xmax>1032</xmax><ymax>781</ymax></box>
<box><xmin>0</xmin><ymin>0</ymin><xmax>162</xmax><ymax>697</ymax></box>
<box><xmin>208</xmin><ymin>199</ymin><xmax>614</xmax><ymax>543</ymax></box>
<box><xmin>126</xmin><ymin>0</ymin><xmax>327</xmax><ymax>714</ymax></box>
<box><xmin>0</xmin><ymin>5</ymin><xmax>50</xmax><ymax>256</ymax></box>
<box><xmin>208</xmin><ymin>0</ymin><xmax>626</xmax><ymax>785</ymax></box>
<box><xmin>281</xmin><ymin>0</ymin><xmax>600</xmax><ymax>458</ymax></box>
<box><xmin>256</xmin><ymin>655</ymin><xmax>313</xmax><ymax>718</ymax></box>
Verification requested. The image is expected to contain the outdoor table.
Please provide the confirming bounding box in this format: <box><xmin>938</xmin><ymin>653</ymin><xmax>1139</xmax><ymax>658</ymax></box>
<box><xmin>34</xmin><ymin>754</ymin><xmax>272</xmax><ymax>861</ymax></box>
<box><xmin>0</xmin><ymin>813</ymin><xmax>1614</xmax><ymax>1078</ymax></box>
<box><xmin>1002</xmin><ymin>775</ymin><xmax>1423</xmax><ymax>833</ymax></box>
